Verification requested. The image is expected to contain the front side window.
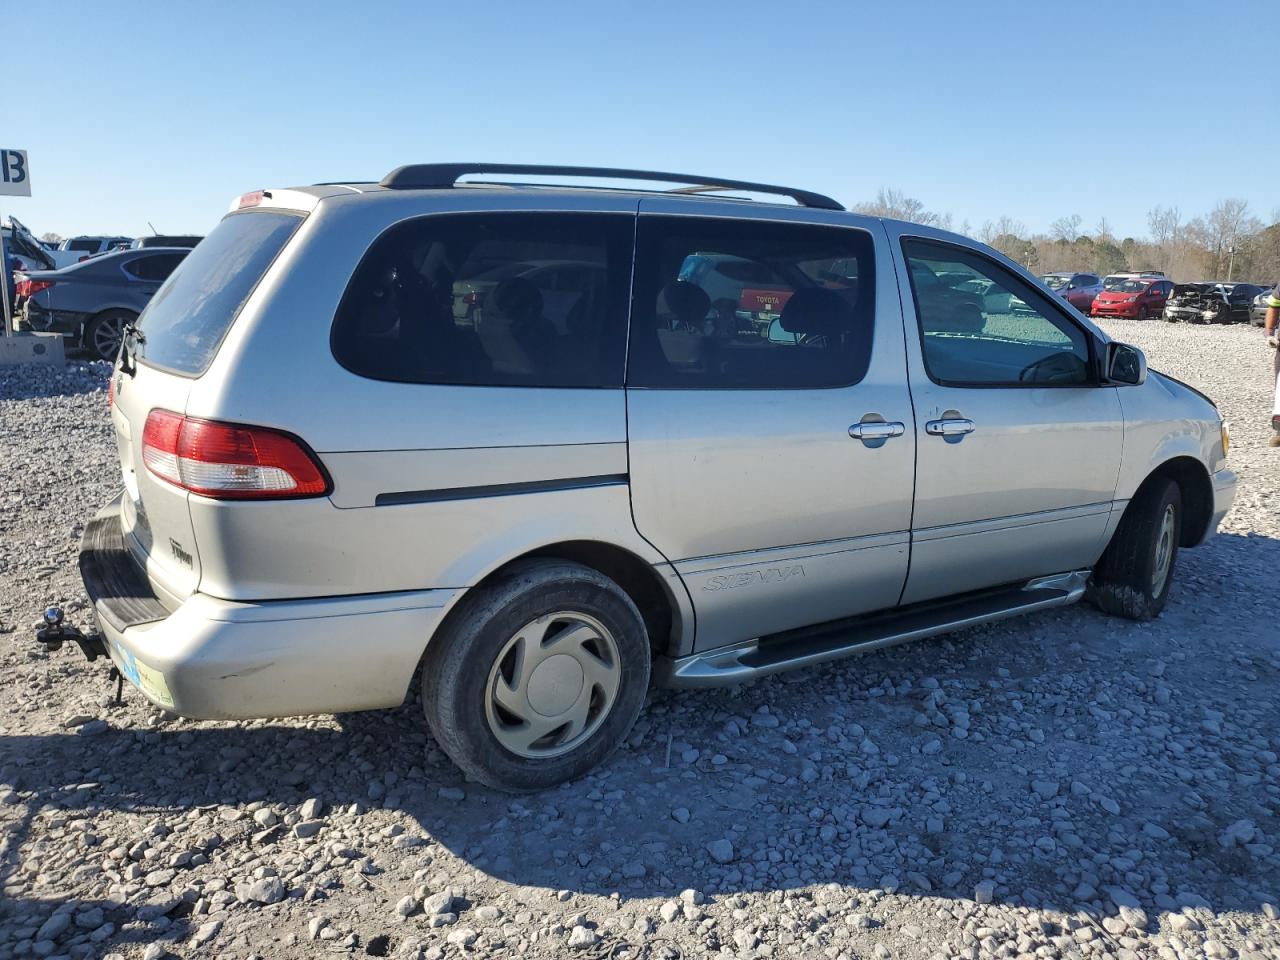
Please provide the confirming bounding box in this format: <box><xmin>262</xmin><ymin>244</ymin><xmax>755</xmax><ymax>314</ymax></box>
<box><xmin>332</xmin><ymin>213</ymin><xmax>631</xmax><ymax>388</ymax></box>
<box><xmin>903</xmin><ymin>238</ymin><xmax>1092</xmax><ymax>387</ymax></box>
<box><xmin>627</xmin><ymin>217</ymin><xmax>876</xmax><ymax>389</ymax></box>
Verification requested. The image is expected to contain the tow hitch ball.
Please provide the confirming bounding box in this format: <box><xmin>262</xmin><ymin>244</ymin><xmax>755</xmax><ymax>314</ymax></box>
<box><xmin>37</xmin><ymin>608</ymin><xmax>123</xmax><ymax>704</ymax></box>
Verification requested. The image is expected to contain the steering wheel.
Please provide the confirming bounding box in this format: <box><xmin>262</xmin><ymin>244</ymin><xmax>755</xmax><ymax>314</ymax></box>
<box><xmin>1019</xmin><ymin>351</ymin><xmax>1085</xmax><ymax>384</ymax></box>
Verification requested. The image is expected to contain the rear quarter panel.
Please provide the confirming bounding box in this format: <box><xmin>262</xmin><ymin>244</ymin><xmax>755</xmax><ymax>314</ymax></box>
<box><xmin>182</xmin><ymin>191</ymin><xmax>672</xmax><ymax>602</ymax></box>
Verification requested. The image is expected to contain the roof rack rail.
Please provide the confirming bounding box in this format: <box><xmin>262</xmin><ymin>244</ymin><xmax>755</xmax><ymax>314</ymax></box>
<box><xmin>378</xmin><ymin>163</ymin><xmax>843</xmax><ymax>211</ymax></box>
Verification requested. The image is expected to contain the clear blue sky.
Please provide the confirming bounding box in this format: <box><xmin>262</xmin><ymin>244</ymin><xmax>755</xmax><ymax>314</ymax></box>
<box><xmin>10</xmin><ymin>0</ymin><xmax>1277</xmax><ymax>241</ymax></box>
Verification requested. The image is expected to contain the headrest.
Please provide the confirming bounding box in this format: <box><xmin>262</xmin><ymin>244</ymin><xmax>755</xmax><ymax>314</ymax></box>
<box><xmin>657</xmin><ymin>279</ymin><xmax>711</xmax><ymax>324</ymax></box>
<box><xmin>489</xmin><ymin>276</ymin><xmax>543</xmax><ymax>320</ymax></box>
<box><xmin>779</xmin><ymin>287</ymin><xmax>854</xmax><ymax>336</ymax></box>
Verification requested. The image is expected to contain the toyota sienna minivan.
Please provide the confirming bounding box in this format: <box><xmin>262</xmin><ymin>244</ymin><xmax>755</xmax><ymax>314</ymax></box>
<box><xmin>61</xmin><ymin>164</ymin><xmax>1236</xmax><ymax>791</ymax></box>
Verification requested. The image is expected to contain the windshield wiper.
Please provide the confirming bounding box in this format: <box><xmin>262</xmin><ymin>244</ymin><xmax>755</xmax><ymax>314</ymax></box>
<box><xmin>119</xmin><ymin>323</ymin><xmax>145</xmax><ymax>377</ymax></box>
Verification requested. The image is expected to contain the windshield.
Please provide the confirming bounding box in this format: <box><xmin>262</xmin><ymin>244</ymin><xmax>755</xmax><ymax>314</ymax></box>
<box><xmin>1115</xmin><ymin>280</ymin><xmax>1149</xmax><ymax>293</ymax></box>
<box><xmin>137</xmin><ymin>211</ymin><xmax>302</xmax><ymax>375</ymax></box>
<box><xmin>1041</xmin><ymin>275</ymin><xmax>1070</xmax><ymax>290</ymax></box>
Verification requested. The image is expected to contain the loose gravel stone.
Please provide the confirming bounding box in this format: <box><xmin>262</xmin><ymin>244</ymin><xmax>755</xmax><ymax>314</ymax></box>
<box><xmin>2</xmin><ymin>323</ymin><xmax>1279</xmax><ymax>959</ymax></box>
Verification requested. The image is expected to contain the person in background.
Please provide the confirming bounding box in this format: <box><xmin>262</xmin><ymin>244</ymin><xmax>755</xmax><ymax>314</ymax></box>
<box><xmin>2</xmin><ymin>248</ymin><xmax>18</xmax><ymax>333</ymax></box>
<box><xmin>1267</xmin><ymin>282</ymin><xmax>1280</xmax><ymax>447</ymax></box>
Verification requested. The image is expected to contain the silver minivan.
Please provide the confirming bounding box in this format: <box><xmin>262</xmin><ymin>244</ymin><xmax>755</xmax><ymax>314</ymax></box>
<box><xmin>68</xmin><ymin>164</ymin><xmax>1236</xmax><ymax>791</ymax></box>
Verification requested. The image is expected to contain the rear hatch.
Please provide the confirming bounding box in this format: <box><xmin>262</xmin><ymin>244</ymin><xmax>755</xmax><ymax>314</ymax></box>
<box><xmin>112</xmin><ymin>208</ymin><xmax>304</xmax><ymax>607</ymax></box>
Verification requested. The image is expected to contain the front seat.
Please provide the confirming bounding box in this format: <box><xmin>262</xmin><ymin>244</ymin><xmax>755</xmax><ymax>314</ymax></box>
<box><xmin>479</xmin><ymin>276</ymin><xmax>553</xmax><ymax>379</ymax></box>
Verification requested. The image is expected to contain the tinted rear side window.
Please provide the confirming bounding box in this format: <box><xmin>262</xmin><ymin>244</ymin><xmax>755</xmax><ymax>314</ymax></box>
<box><xmin>124</xmin><ymin>252</ymin><xmax>187</xmax><ymax>281</ymax></box>
<box><xmin>138</xmin><ymin>212</ymin><xmax>301</xmax><ymax>375</ymax></box>
<box><xmin>628</xmin><ymin>217</ymin><xmax>876</xmax><ymax>389</ymax></box>
<box><xmin>331</xmin><ymin>213</ymin><xmax>632</xmax><ymax>387</ymax></box>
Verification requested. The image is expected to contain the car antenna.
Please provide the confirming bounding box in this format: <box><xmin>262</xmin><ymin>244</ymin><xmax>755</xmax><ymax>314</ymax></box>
<box><xmin>147</xmin><ymin>221</ymin><xmax>159</xmax><ymax>236</ymax></box>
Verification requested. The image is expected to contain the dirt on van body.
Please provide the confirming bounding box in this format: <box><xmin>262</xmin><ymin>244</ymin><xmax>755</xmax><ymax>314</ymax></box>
<box><xmin>2</xmin><ymin>318</ymin><xmax>1279</xmax><ymax>960</ymax></box>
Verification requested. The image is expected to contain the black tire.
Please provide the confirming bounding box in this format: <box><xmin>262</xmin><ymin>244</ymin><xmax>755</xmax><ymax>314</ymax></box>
<box><xmin>1138</xmin><ymin>305</ymin><xmax>1151</xmax><ymax>321</ymax></box>
<box><xmin>1087</xmin><ymin>478</ymin><xmax>1182</xmax><ymax>621</ymax></box>
<box><xmin>421</xmin><ymin>560</ymin><xmax>651</xmax><ymax>792</ymax></box>
<box><xmin>84</xmin><ymin>309</ymin><xmax>135</xmax><ymax>361</ymax></box>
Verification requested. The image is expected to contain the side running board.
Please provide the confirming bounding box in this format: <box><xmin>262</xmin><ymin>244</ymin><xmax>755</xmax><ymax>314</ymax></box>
<box><xmin>656</xmin><ymin>570</ymin><xmax>1089</xmax><ymax>688</ymax></box>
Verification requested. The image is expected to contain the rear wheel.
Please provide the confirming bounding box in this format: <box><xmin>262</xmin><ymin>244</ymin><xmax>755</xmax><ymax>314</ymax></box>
<box><xmin>84</xmin><ymin>310</ymin><xmax>134</xmax><ymax>361</ymax></box>
<box><xmin>421</xmin><ymin>560</ymin><xmax>651</xmax><ymax>792</ymax></box>
<box><xmin>1087</xmin><ymin>478</ymin><xmax>1181</xmax><ymax>620</ymax></box>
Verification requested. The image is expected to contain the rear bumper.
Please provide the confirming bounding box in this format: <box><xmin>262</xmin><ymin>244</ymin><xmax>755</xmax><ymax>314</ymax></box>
<box><xmin>19</xmin><ymin>301</ymin><xmax>83</xmax><ymax>338</ymax></box>
<box><xmin>81</xmin><ymin>496</ymin><xmax>458</xmax><ymax>719</ymax></box>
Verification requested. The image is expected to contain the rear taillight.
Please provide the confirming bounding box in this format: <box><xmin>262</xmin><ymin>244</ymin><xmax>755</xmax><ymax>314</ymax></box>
<box><xmin>141</xmin><ymin>410</ymin><xmax>329</xmax><ymax>500</ymax></box>
<box><xmin>107</xmin><ymin>377</ymin><xmax>114</xmax><ymax>408</ymax></box>
<box><xmin>15</xmin><ymin>278</ymin><xmax>54</xmax><ymax>298</ymax></box>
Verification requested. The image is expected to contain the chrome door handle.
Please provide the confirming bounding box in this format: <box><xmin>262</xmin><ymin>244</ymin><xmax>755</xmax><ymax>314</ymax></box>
<box><xmin>848</xmin><ymin>421</ymin><xmax>905</xmax><ymax>440</ymax></box>
<box><xmin>925</xmin><ymin>418</ymin><xmax>976</xmax><ymax>436</ymax></box>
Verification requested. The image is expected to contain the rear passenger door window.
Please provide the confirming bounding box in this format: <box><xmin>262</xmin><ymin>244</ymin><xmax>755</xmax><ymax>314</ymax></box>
<box><xmin>902</xmin><ymin>238</ymin><xmax>1092</xmax><ymax>387</ymax></box>
<box><xmin>332</xmin><ymin>213</ymin><xmax>632</xmax><ymax>388</ymax></box>
<box><xmin>124</xmin><ymin>253</ymin><xmax>186</xmax><ymax>282</ymax></box>
<box><xmin>627</xmin><ymin>217</ymin><xmax>875</xmax><ymax>388</ymax></box>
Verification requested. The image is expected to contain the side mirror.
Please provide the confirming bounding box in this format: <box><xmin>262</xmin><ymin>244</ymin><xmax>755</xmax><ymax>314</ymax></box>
<box><xmin>1106</xmin><ymin>342</ymin><xmax>1147</xmax><ymax>385</ymax></box>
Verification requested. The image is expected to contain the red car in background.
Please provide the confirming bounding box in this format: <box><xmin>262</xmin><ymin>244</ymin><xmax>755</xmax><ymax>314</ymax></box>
<box><xmin>1090</xmin><ymin>278</ymin><xmax>1173</xmax><ymax>320</ymax></box>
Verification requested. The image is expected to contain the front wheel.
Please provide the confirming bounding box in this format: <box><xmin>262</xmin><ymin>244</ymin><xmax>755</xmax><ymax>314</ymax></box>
<box><xmin>1087</xmin><ymin>478</ymin><xmax>1182</xmax><ymax>620</ymax></box>
<box><xmin>420</xmin><ymin>560</ymin><xmax>651</xmax><ymax>792</ymax></box>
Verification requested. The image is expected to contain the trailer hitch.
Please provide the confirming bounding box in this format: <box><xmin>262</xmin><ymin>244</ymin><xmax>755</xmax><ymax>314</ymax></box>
<box><xmin>36</xmin><ymin>607</ymin><xmax>108</xmax><ymax>662</ymax></box>
<box><xmin>37</xmin><ymin>608</ymin><xmax>125</xmax><ymax>704</ymax></box>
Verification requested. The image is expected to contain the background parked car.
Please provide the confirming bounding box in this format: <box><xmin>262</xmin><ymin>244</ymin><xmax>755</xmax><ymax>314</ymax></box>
<box><xmin>3</xmin><ymin>217</ymin><xmax>57</xmax><ymax>273</ymax></box>
<box><xmin>132</xmin><ymin>235</ymin><xmax>204</xmax><ymax>249</ymax></box>
<box><xmin>1091</xmin><ymin>278</ymin><xmax>1174</xmax><ymax>320</ymax></box>
<box><xmin>49</xmin><ymin>235</ymin><xmax>134</xmax><ymax>268</ymax></box>
<box><xmin>1251</xmin><ymin>285</ymin><xmax>1277</xmax><ymax>326</ymax></box>
<box><xmin>1163</xmin><ymin>283</ymin><xmax>1230</xmax><ymax>323</ymax></box>
<box><xmin>16</xmin><ymin>248</ymin><xmax>189</xmax><ymax>359</ymax></box>
<box><xmin>1207</xmin><ymin>282</ymin><xmax>1264</xmax><ymax>323</ymax></box>
<box><xmin>1040</xmin><ymin>272</ymin><xmax>1103</xmax><ymax>312</ymax></box>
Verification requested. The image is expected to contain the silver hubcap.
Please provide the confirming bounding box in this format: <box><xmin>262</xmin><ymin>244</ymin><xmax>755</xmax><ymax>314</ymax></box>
<box><xmin>485</xmin><ymin>611</ymin><xmax>621</xmax><ymax>759</ymax></box>
<box><xmin>1151</xmin><ymin>503</ymin><xmax>1176</xmax><ymax>596</ymax></box>
<box><xmin>93</xmin><ymin>316</ymin><xmax>125</xmax><ymax>358</ymax></box>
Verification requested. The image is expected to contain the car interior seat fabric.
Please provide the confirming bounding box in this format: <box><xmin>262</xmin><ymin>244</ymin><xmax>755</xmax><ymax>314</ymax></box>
<box><xmin>480</xmin><ymin>276</ymin><xmax>552</xmax><ymax>378</ymax></box>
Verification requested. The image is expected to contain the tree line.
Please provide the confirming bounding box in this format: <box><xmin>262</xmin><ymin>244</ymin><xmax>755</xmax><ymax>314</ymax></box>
<box><xmin>852</xmin><ymin>189</ymin><xmax>1279</xmax><ymax>285</ymax></box>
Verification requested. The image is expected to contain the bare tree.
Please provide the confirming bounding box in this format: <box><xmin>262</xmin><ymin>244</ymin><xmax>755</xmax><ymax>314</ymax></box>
<box><xmin>1200</xmin><ymin>199</ymin><xmax>1262</xmax><ymax>278</ymax></box>
<box><xmin>1049</xmin><ymin>214</ymin><xmax>1082</xmax><ymax>242</ymax></box>
<box><xmin>39</xmin><ymin>232</ymin><xmax>63</xmax><ymax>245</ymax></box>
<box><xmin>1146</xmin><ymin>205</ymin><xmax>1181</xmax><ymax>246</ymax></box>
<box><xmin>853</xmin><ymin>188</ymin><xmax>952</xmax><ymax>229</ymax></box>
<box><xmin>1094</xmin><ymin>216</ymin><xmax>1113</xmax><ymax>242</ymax></box>
<box><xmin>978</xmin><ymin>216</ymin><xmax>1027</xmax><ymax>245</ymax></box>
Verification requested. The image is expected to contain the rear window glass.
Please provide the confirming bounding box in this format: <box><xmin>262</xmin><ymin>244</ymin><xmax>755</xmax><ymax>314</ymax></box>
<box><xmin>138</xmin><ymin>211</ymin><xmax>300</xmax><ymax>375</ymax></box>
<box><xmin>331</xmin><ymin>213</ymin><xmax>631</xmax><ymax>388</ymax></box>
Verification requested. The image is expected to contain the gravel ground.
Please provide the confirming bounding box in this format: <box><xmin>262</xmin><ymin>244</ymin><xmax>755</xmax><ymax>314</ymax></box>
<box><xmin>2</xmin><ymin>318</ymin><xmax>1279</xmax><ymax>960</ymax></box>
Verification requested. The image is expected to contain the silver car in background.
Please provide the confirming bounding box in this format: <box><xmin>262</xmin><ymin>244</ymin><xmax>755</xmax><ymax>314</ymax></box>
<box><xmin>70</xmin><ymin>164</ymin><xmax>1236</xmax><ymax>791</ymax></box>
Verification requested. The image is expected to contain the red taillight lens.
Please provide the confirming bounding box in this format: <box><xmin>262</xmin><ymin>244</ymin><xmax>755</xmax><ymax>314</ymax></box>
<box><xmin>462</xmin><ymin>291</ymin><xmax>482</xmax><ymax>305</ymax></box>
<box><xmin>142</xmin><ymin>410</ymin><xmax>329</xmax><ymax>500</ymax></box>
<box><xmin>15</xmin><ymin>278</ymin><xmax>54</xmax><ymax>298</ymax></box>
<box><xmin>108</xmin><ymin>376</ymin><xmax>114</xmax><ymax>408</ymax></box>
